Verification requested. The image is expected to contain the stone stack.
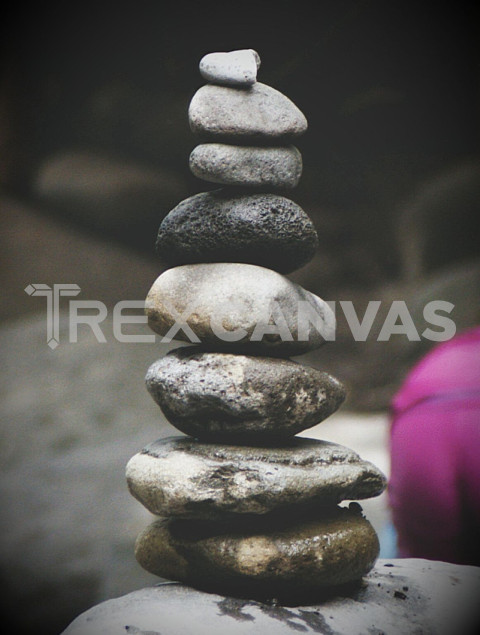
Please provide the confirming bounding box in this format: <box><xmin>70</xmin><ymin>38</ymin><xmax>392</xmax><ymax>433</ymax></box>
<box><xmin>126</xmin><ymin>49</ymin><xmax>387</xmax><ymax>602</ymax></box>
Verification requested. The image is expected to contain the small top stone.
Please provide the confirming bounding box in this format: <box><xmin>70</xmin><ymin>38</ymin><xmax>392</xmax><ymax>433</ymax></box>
<box><xmin>200</xmin><ymin>49</ymin><xmax>261</xmax><ymax>86</ymax></box>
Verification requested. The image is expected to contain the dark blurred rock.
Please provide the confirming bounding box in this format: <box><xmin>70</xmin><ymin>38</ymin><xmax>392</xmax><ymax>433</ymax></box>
<box><xmin>304</xmin><ymin>259</ymin><xmax>480</xmax><ymax>411</ymax></box>
<box><xmin>84</xmin><ymin>81</ymin><xmax>194</xmax><ymax>168</ymax></box>
<box><xmin>33</xmin><ymin>150</ymin><xmax>191</xmax><ymax>250</ymax></box>
<box><xmin>397</xmin><ymin>159</ymin><xmax>480</xmax><ymax>280</ymax></box>
<box><xmin>0</xmin><ymin>196</ymin><xmax>161</xmax><ymax>323</ymax></box>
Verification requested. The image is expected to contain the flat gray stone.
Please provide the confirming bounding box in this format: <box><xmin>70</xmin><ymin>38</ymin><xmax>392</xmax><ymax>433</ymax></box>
<box><xmin>200</xmin><ymin>49</ymin><xmax>260</xmax><ymax>86</ymax></box>
<box><xmin>145</xmin><ymin>263</ymin><xmax>335</xmax><ymax>355</ymax></box>
<box><xmin>62</xmin><ymin>559</ymin><xmax>480</xmax><ymax>635</ymax></box>
<box><xmin>145</xmin><ymin>348</ymin><xmax>346</xmax><ymax>442</ymax></box>
<box><xmin>134</xmin><ymin>507</ymin><xmax>379</xmax><ymax>594</ymax></box>
<box><xmin>189</xmin><ymin>144</ymin><xmax>302</xmax><ymax>188</ymax></box>
<box><xmin>126</xmin><ymin>436</ymin><xmax>387</xmax><ymax>519</ymax></box>
<box><xmin>155</xmin><ymin>191</ymin><xmax>318</xmax><ymax>274</ymax></box>
<box><xmin>189</xmin><ymin>83</ymin><xmax>308</xmax><ymax>140</ymax></box>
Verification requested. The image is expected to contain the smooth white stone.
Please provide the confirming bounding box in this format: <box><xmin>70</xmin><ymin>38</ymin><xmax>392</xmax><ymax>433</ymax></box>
<box><xmin>199</xmin><ymin>49</ymin><xmax>260</xmax><ymax>86</ymax></box>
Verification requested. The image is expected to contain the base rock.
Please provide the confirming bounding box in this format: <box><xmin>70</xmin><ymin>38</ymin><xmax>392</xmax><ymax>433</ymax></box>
<box><xmin>62</xmin><ymin>559</ymin><xmax>480</xmax><ymax>635</ymax></box>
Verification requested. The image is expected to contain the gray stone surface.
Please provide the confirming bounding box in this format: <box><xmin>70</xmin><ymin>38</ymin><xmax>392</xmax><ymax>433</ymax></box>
<box><xmin>145</xmin><ymin>263</ymin><xmax>335</xmax><ymax>355</ymax></box>
<box><xmin>189</xmin><ymin>144</ymin><xmax>302</xmax><ymax>188</ymax></box>
<box><xmin>135</xmin><ymin>507</ymin><xmax>379</xmax><ymax>594</ymax></box>
<box><xmin>126</xmin><ymin>436</ymin><xmax>386</xmax><ymax>519</ymax></box>
<box><xmin>62</xmin><ymin>559</ymin><xmax>480</xmax><ymax>635</ymax></box>
<box><xmin>189</xmin><ymin>83</ymin><xmax>308</xmax><ymax>140</ymax></box>
<box><xmin>199</xmin><ymin>49</ymin><xmax>260</xmax><ymax>86</ymax></box>
<box><xmin>155</xmin><ymin>190</ymin><xmax>318</xmax><ymax>274</ymax></box>
<box><xmin>145</xmin><ymin>348</ymin><xmax>346</xmax><ymax>441</ymax></box>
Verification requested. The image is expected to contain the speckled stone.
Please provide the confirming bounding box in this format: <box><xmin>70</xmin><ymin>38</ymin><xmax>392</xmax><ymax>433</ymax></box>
<box><xmin>199</xmin><ymin>49</ymin><xmax>260</xmax><ymax>86</ymax></box>
<box><xmin>189</xmin><ymin>83</ymin><xmax>307</xmax><ymax>140</ymax></box>
<box><xmin>155</xmin><ymin>191</ymin><xmax>318</xmax><ymax>274</ymax></box>
<box><xmin>145</xmin><ymin>263</ymin><xmax>335</xmax><ymax>355</ymax></box>
<box><xmin>61</xmin><ymin>559</ymin><xmax>480</xmax><ymax>635</ymax></box>
<box><xmin>145</xmin><ymin>348</ymin><xmax>346</xmax><ymax>442</ymax></box>
<box><xmin>134</xmin><ymin>506</ymin><xmax>380</xmax><ymax>595</ymax></box>
<box><xmin>125</xmin><ymin>436</ymin><xmax>387</xmax><ymax>519</ymax></box>
<box><xmin>189</xmin><ymin>144</ymin><xmax>302</xmax><ymax>188</ymax></box>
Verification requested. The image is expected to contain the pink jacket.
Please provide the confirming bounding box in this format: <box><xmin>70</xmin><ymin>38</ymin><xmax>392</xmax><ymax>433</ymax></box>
<box><xmin>388</xmin><ymin>326</ymin><xmax>480</xmax><ymax>565</ymax></box>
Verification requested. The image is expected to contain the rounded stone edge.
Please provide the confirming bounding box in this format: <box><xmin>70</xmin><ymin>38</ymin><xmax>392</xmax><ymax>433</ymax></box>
<box><xmin>144</xmin><ymin>349</ymin><xmax>347</xmax><ymax>442</ymax></box>
<box><xmin>154</xmin><ymin>190</ymin><xmax>319</xmax><ymax>274</ymax></box>
<box><xmin>125</xmin><ymin>436</ymin><xmax>387</xmax><ymax>519</ymax></box>
<box><xmin>144</xmin><ymin>264</ymin><xmax>336</xmax><ymax>356</ymax></box>
<box><xmin>188</xmin><ymin>83</ymin><xmax>308</xmax><ymax>141</ymax></box>
<box><xmin>188</xmin><ymin>144</ymin><xmax>303</xmax><ymax>189</ymax></box>
<box><xmin>134</xmin><ymin>508</ymin><xmax>380</xmax><ymax>594</ymax></box>
<box><xmin>199</xmin><ymin>49</ymin><xmax>260</xmax><ymax>87</ymax></box>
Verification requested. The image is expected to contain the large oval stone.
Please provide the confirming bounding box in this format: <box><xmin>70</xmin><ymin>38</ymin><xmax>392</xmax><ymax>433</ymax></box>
<box><xmin>145</xmin><ymin>348</ymin><xmax>346</xmax><ymax>442</ymax></box>
<box><xmin>126</xmin><ymin>437</ymin><xmax>387</xmax><ymax>519</ymax></box>
<box><xmin>189</xmin><ymin>144</ymin><xmax>302</xmax><ymax>188</ymax></box>
<box><xmin>134</xmin><ymin>507</ymin><xmax>380</xmax><ymax>595</ymax></box>
<box><xmin>145</xmin><ymin>263</ymin><xmax>334</xmax><ymax>355</ymax></box>
<box><xmin>189</xmin><ymin>83</ymin><xmax>307</xmax><ymax>140</ymax></box>
<box><xmin>155</xmin><ymin>191</ymin><xmax>318</xmax><ymax>274</ymax></box>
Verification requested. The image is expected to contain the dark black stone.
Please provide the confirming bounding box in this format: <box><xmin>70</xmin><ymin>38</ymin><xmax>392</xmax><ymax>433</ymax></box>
<box><xmin>155</xmin><ymin>190</ymin><xmax>319</xmax><ymax>274</ymax></box>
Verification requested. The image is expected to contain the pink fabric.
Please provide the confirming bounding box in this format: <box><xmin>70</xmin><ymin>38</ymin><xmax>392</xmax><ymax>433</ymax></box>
<box><xmin>388</xmin><ymin>326</ymin><xmax>480</xmax><ymax>565</ymax></box>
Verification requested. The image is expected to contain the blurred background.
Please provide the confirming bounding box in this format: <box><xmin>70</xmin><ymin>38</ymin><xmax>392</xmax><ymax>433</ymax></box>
<box><xmin>1</xmin><ymin>0</ymin><xmax>479</xmax><ymax>632</ymax></box>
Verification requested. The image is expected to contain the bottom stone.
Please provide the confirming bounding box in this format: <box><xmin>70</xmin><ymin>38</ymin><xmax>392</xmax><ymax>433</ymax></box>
<box><xmin>62</xmin><ymin>559</ymin><xmax>480</xmax><ymax>635</ymax></box>
<box><xmin>135</xmin><ymin>506</ymin><xmax>379</xmax><ymax>599</ymax></box>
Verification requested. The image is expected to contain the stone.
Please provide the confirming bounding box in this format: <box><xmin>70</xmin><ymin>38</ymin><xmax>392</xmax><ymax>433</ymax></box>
<box><xmin>145</xmin><ymin>263</ymin><xmax>335</xmax><ymax>355</ymax></box>
<box><xmin>125</xmin><ymin>436</ymin><xmax>387</xmax><ymax>519</ymax></box>
<box><xmin>155</xmin><ymin>191</ymin><xmax>318</xmax><ymax>274</ymax></box>
<box><xmin>189</xmin><ymin>83</ymin><xmax>308</xmax><ymax>141</ymax></box>
<box><xmin>134</xmin><ymin>506</ymin><xmax>379</xmax><ymax>595</ymax></box>
<box><xmin>145</xmin><ymin>347</ymin><xmax>346</xmax><ymax>441</ymax></box>
<box><xmin>61</xmin><ymin>559</ymin><xmax>480</xmax><ymax>635</ymax></box>
<box><xmin>189</xmin><ymin>144</ymin><xmax>302</xmax><ymax>188</ymax></box>
<box><xmin>199</xmin><ymin>49</ymin><xmax>260</xmax><ymax>86</ymax></box>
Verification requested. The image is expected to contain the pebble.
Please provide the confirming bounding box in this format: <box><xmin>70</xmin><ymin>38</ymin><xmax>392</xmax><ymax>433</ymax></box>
<box><xmin>189</xmin><ymin>144</ymin><xmax>302</xmax><ymax>188</ymax></box>
<box><xmin>189</xmin><ymin>83</ymin><xmax>308</xmax><ymax>140</ymax></box>
<box><xmin>145</xmin><ymin>348</ymin><xmax>346</xmax><ymax>441</ymax></box>
<box><xmin>134</xmin><ymin>507</ymin><xmax>379</xmax><ymax>595</ymax></box>
<box><xmin>125</xmin><ymin>436</ymin><xmax>387</xmax><ymax>519</ymax></box>
<box><xmin>155</xmin><ymin>190</ymin><xmax>318</xmax><ymax>274</ymax></box>
<box><xmin>199</xmin><ymin>49</ymin><xmax>260</xmax><ymax>86</ymax></box>
<box><xmin>145</xmin><ymin>263</ymin><xmax>335</xmax><ymax>355</ymax></box>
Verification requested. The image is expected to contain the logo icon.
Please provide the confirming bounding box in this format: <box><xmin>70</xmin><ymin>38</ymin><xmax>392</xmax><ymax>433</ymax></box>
<box><xmin>24</xmin><ymin>283</ymin><xmax>81</xmax><ymax>349</ymax></box>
